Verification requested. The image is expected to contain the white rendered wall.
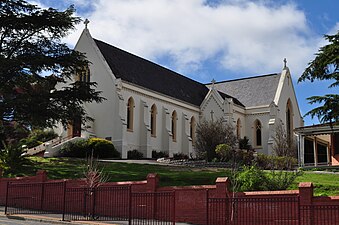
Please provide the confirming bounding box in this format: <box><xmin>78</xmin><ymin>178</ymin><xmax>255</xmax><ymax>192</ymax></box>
<box><xmin>121</xmin><ymin>83</ymin><xmax>200</xmax><ymax>158</ymax></box>
<box><xmin>274</xmin><ymin>69</ymin><xmax>304</xmax><ymax>130</ymax></box>
<box><xmin>244</xmin><ymin>107</ymin><xmax>271</xmax><ymax>154</ymax></box>
<box><xmin>58</xmin><ymin>29</ymin><xmax>126</xmax><ymax>154</ymax></box>
<box><xmin>233</xmin><ymin>107</ymin><xmax>246</xmax><ymax>139</ymax></box>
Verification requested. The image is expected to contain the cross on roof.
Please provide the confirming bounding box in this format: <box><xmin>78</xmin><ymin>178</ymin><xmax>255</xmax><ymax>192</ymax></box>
<box><xmin>211</xmin><ymin>78</ymin><xmax>216</xmax><ymax>89</ymax></box>
<box><xmin>283</xmin><ymin>58</ymin><xmax>287</xmax><ymax>69</ymax></box>
<box><xmin>84</xmin><ymin>18</ymin><xmax>90</xmax><ymax>29</ymax></box>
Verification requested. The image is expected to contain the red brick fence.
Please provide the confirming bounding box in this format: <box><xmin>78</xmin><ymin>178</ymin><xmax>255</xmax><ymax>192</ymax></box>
<box><xmin>0</xmin><ymin>170</ymin><xmax>339</xmax><ymax>225</ymax></box>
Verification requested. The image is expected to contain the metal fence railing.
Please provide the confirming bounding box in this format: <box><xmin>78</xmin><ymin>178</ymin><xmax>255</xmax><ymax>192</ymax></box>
<box><xmin>63</xmin><ymin>185</ymin><xmax>131</xmax><ymax>221</ymax></box>
<box><xmin>4</xmin><ymin>181</ymin><xmax>339</xmax><ymax>225</ymax></box>
<box><xmin>5</xmin><ymin>181</ymin><xmax>65</xmax><ymax>215</ymax></box>
<box><xmin>300</xmin><ymin>205</ymin><xmax>339</xmax><ymax>225</ymax></box>
<box><xmin>4</xmin><ymin>181</ymin><xmax>175</xmax><ymax>225</ymax></box>
<box><xmin>208</xmin><ymin>195</ymin><xmax>300</xmax><ymax>225</ymax></box>
<box><xmin>131</xmin><ymin>192</ymin><xmax>175</xmax><ymax>225</ymax></box>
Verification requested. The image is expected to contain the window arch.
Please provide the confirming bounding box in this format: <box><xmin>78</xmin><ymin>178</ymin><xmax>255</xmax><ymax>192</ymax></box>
<box><xmin>190</xmin><ymin>116</ymin><xmax>196</xmax><ymax>145</ymax></box>
<box><xmin>150</xmin><ymin>104</ymin><xmax>157</xmax><ymax>137</ymax></box>
<box><xmin>286</xmin><ymin>99</ymin><xmax>293</xmax><ymax>145</ymax></box>
<box><xmin>171</xmin><ymin>111</ymin><xmax>177</xmax><ymax>142</ymax></box>
<box><xmin>254</xmin><ymin>119</ymin><xmax>262</xmax><ymax>147</ymax></box>
<box><xmin>77</xmin><ymin>65</ymin><xmax>90</xmax><ymax>82</ymax></box>
<box><xmin>127</xmin><ymin>97</ymin><xmax>134</xmax><ymax>131</ymax></box>
<box><xmin>236</xmin><ymin>119</ymin><xmax>241</xmax><ymax>139</ymax></box>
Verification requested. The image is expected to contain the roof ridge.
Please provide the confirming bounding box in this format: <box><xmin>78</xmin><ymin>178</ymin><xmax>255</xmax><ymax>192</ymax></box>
<box><xmin>93</xmin><ymin>38</ymin><xmax>205</xmax><ymax>87</ymax></box>
<box><xmin>207</xmin><ymin>73</ymin><xmax>279</xmax><ymax>85</ymax></box>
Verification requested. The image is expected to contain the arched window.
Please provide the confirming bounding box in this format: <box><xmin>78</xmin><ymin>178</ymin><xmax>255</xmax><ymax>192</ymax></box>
<box><xmin>286</xmin><ymin>99</ymin><xmax>293</xmax><ymax>145</ymax></box>
<box><xmin>150</xmin><ymin>104</ymin><xmax>157</xmax><ymax>137</ymax></box>
<box><xmin>127</xmin><ymin>97</ymin><xmax>134</xmax><ymax>131</ymax></box>
<box><xmin>190</xmin><ymin>116</ymin><xmax>196</xmax><ymax>144</ymax></box>
<box><xmin>171</xmin><ymin>111</ymin><xmax>177</xmax><ymax>142</ymax></box>
<box><xmin>77</xmin><ymin>65</ymin><xmax>90</xmax><ymax>82</ymax></box>
<box><xmin>254</xmin><ymin>120</ymin><xmax>262</xmax><ymax>147</ymax></box>
<box><xmin>236</xmin><ymin>119</ymin><xmax>241</xmax><ymax>139</ymax></box>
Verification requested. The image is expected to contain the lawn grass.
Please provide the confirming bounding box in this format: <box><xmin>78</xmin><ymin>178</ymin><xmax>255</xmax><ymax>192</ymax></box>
<box><xmin>10</xmin><ymin>157</ymin><xmax>339</xmax><ymax>196</ymax></box>
<box><xmin>290</xmin><ymin>172</ymin><xmax>339</xmax><ymax>196</ymax></box>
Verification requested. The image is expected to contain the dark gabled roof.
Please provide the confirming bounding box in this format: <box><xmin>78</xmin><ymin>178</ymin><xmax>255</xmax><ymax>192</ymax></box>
<box><xmin>94</xmin><ymin>39</ymin><xmax>209</xmax><ymax>106</ymax></box>
<box><xmin>210</xmin><ymin>74</ymin><xmax>281</xmax><ymax>107</ymax></box>
<box><xmin>217</xmin><ymin>91</ymin><xmax>245</xmax><ymax>107</ymax></box>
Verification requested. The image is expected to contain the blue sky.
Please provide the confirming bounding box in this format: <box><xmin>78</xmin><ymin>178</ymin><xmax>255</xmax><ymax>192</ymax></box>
<box><xmin>33</xmin><ymin>0</ymin><xmax>338</xmax><ymax>126</ymax></box>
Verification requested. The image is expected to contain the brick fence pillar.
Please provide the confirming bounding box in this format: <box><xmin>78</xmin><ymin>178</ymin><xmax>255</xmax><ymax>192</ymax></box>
<box><xmin>299</xmin><ymin>182</ymin><xmax>313</xmax><ymax>205</ymax></box>
<box><xmin>146</xmin><ymin>173</ymin><xmax>159</xmax><ymax>192</ymax></box>
<box><xmin>215</xmin><ymin>177</ymin><xmax>230</xmax><ymax>197</ymax></box>
<box><xmin>36</xmin><ymin>170</ymin><xmax>47</xmax><ymax>182</ymax></box>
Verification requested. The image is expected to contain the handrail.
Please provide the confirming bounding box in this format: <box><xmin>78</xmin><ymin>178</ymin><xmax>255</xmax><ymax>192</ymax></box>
<box><xmin>25</xmin><ymin>135</ymin><xmax>75</xmax><ymax>156</ymax></box>
<box><xmin>50</xmin><ymin>135</ymin><xmax>74</xmax><ymax>147</ymax></box>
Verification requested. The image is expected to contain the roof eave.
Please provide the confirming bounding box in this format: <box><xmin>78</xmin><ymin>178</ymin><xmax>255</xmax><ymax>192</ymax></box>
<box><xmin>295</xmin><ymin>125</ymin><xmax>339</xmax><ymax>135</ymax></box>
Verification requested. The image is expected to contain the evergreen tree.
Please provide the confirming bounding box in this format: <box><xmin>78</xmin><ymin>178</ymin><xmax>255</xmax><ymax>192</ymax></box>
<box><xmin>0</xmin><ymin>0</ymin><xmax>104</xmax><ymax>145</ymax></box>
<box><xmin>298</xmin><ymin>31</ymin><xmax>339</xmax><ymax>123</ymax></box>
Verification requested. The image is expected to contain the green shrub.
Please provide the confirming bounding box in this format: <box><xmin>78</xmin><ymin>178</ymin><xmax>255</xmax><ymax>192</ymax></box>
<box><xmin>234</xmin><ymin>150</ymin><xmax>254</xmax><ymax>166</ymax></box>
<box><xmin>239</xmin><ymin>136</ymin><xmax>252</xmax><ymax>150</ymax></box>
<box><xmin>59</xmin><ymin>138</ymin><xmax>120</xmax><ymax>159</ymax></box>
<box><xmin>88</xmin><ymin>138</ymin><xmax>120</xmax><ymax>158</ymax></box>
<box><xmin>152</xmin><ymin>150</ymin><xmax>169</xmax><ymax>159</ymax></box>
<box><xmin>214</xmin><ymin>143</ymin><xmax>254</xmax><ymax>166</ymax></box>
<box><xmin>266</xmin><ymin>170</ymin><xmax>302</xmax><ymax>190</ymax></box>
<box><xmin>234</xmin><ymin>165</ymin><xmax>301</xmax><ymax>192</ymax></box>
<box><xmin>0</xmin><ymin>144</ymin><xmax>29</xmax><ymax>174</ymax></box>
<box><xmin>128</xmin><ymin>150</ymin><xmax>143</xmax><ymax>159</ymax></box>
<box><xmin>215</xmin><ymin>144</ymin><xmax>233</xmax><ymax>162</ymax></box>
<box><xmin>235</xmin><ymin>165</ymin><xmax>268</xmax><ymax>191</ymax></box>
<box><xmin>256</xmin><ymin>153</ymin><xmax>270</xmax><ymax>169</ymax></box>
<box><xmin>173</xmin><ymin>153</ymin><xmax>189</xmax><ymax>160</ymax></box>
<box><xmin>256</xmin><ymin>153</ymin><xmax>297</xmax><ymax>170</ymax></box>
<box><xmin>59</xmin><ymin>139</ymin><xmax>89</xmax><ymax>157</ymax></box>
<box><xmin>274</xmin><ymin>156</ymin><xmax>298</xmax><ymax>170</ymax></box>
<box><xmin>20</xmin><ymin>129</ymin><xmax>58</xmax><ymax>148</ymax></box>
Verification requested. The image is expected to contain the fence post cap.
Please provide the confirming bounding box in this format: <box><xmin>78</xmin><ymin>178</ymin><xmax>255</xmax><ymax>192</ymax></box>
<box><xmin>216</xmin><ymin>177</ymin><xmax>228</xmax><ymax>183</ymax></box>
<box><xmin>147</xmin><ymin>173</ymin><xmax>159</xmax><ymax>178</ymax></box>
<box><xmin>299</xmin><ymin>182</ymin><xmax>313</xmax><ymax>188</ymax></box>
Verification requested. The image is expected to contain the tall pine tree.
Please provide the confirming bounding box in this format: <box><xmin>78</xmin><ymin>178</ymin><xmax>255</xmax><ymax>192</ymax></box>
<box><xmin>0</xmin><ymin>0</ymin><xmax>104</xmax><ymax>145</ymax></box>
<box><xmin>298</xmin><ymin>31</ymin><xmax>339</xmax><ymax>124</ymax></box>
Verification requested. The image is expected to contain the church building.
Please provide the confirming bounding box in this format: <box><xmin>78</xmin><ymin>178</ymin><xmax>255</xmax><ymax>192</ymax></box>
<box><xmin>54</xmin><ymin>25</ymin><xmax>304</xmax><ymax>159</ymax></box>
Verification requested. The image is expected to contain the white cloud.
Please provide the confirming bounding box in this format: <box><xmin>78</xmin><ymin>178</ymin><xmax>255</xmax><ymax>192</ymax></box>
<box><xmin>61</xmin><ymin>0</ymin><xmax>324</xmax><ymax>80</ymax></box>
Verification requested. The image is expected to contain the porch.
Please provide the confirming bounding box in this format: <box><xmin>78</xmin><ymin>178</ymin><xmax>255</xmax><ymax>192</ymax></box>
<box><xmin>295</xmin><ymin>123</ymin><xmax>339</xmax><ymax>167</ymax></box>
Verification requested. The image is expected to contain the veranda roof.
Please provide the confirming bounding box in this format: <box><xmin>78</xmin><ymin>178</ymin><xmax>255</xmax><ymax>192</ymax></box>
<box><xmin>294</xmin><ymin>123</ymin><xmax>339</xmax><ymax>136</ymax></box>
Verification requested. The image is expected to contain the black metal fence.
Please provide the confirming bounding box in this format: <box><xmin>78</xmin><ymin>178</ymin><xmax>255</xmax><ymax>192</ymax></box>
<box><xmin>208</xmin><ymin>196</ymin><xmax>300</xmax><ymax>225</ymax></box>
<box><xmin>208</xmin><ymin>195</ymin><xmax>339</xmax><ymax>225</ymax></box>
<box><xmin>4</xmin><ymin>181</ymin><xmax>339</xmax><ymax>225</ymax></box>
<box><xmin>5</xmin><ymin>181</ymin><xmax>65</xmax><ymax>215</ymax></box>
<box><xmin>4</xmin><ymin>182</ymin><xmax>175</xmax><ymax>225</ymax></box>
<box><xmin>63</xmin><ymin>185</ymin><xmax>132</xmax><ymax>221</ymax></box>
<box><xmin>131</xmin><ymin>192</ymin><xmax>175</xmax><ymax>225</ymax></box>
<box><xmin>300</xmin><ymin>205</ymin><xmax>339</xmax><ymax>225</ymax></box>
